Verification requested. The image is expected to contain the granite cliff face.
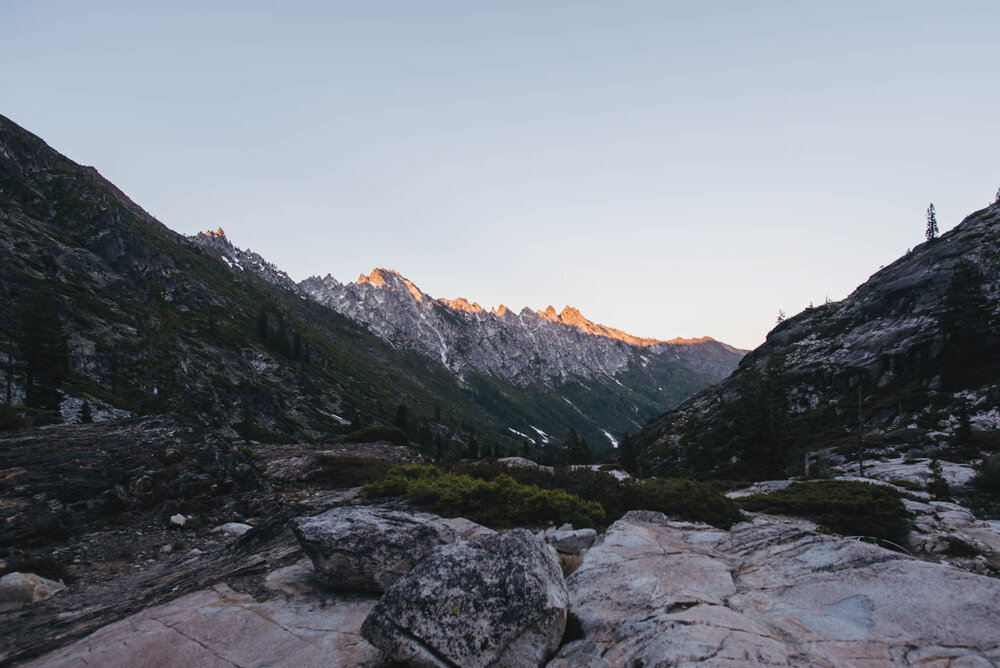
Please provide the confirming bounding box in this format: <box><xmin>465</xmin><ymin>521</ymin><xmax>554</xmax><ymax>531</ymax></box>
<box><xmin>638</xmin><ymin>201</ymin><xmax>1000</xmax><ymax>478</ymax></box>
<box><xmin>301</xmin><ymin>268</ymin><xmax>744</xmax><ymax>390</ymax></box>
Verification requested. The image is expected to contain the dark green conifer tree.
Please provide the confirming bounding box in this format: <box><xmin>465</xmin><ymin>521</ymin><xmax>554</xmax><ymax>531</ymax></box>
<box><xmin>926</xmin><ymin>203</ymin><xmax>938</xmax><ymax>241</ymax></box>
<box><xmin>394</xmin><ymin>403</ymin><xmax>409</xmax><ymax>434</ymax></box>
<box><xmin>564</xmin><ymin>427</ymin><xmax>592</xmax><ymax>465</ymax></box>
<box><xmin>618</xmin><ymin>431</ymin><xmax>638</xmax><ymax>475</ymax></box>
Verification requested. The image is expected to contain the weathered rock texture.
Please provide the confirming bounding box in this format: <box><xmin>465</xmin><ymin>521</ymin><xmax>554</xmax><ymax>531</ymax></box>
<box><xmin>545</xmin><ymin>528</ymin><xmax>598</xmax><ymax>555</ymax></box>
<box><xmin>551</xmin><ymin>510</ymin><xmax>1000</xmax><ymax>666</ymax></box>
<box><xmin>292</xmin><ymin>506</ymin><xmax>458</xmax><ymax>593</ymax></box>
<box><xmin>0</xmin><ymin>416</ymin><xmax>271</xmax><ymax>548</ymax></box>
<box><xmin>22</xmin><ymin>580</ymin><xmax>383</xmax><ymax>668</ymax></box>
<box><xmin>362</xmin><ymin>529</ymin><xmax>568</xmax><ymax>667</ymax></box>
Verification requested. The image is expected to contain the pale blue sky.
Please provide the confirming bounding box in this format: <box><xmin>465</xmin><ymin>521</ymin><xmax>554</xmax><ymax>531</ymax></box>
<box><xmin>3</xmin><ymin>1</ymin><xmax>999</xmax><ymax>349</ymax></box>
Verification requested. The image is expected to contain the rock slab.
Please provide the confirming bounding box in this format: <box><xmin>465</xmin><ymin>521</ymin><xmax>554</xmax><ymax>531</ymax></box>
<box><xmin>23</xmin><ymin>582</ymin><xmax>383</xmax><ymax>668</ymax></box>
<box><xmin>550</xmin><ymin>510</ymin><xmax>1000</xmax><ymax>666</ymax></box>
<box><xmin>291</xmin><ymin>506</ymin><xmax>457</xmax><ymax>593</ymax></box>
<box><xmin>363</xmin><ymin>528</ymin><xmax>568</xmax><ymax>667</ymax></box>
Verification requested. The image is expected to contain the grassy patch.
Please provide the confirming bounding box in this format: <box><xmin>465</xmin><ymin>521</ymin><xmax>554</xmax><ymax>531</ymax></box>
<box><xmin>736</xmin><ymin>480</ymin><xmax>910</xmax><ymax>546</ymax></box>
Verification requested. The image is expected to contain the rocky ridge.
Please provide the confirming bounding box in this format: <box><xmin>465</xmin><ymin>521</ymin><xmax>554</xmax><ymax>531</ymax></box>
<box><xmin>189</xmin><ymin>227</ymin><xmax>302</xmax><ymax>294</ymax></box>
<box><xmin>301</xmin><ymin>268</ymin><xmax>744</xmax><ymax>387</ymax></box>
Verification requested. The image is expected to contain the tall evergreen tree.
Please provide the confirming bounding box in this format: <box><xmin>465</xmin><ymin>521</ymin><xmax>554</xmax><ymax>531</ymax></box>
<box><xmin>618</xmin><ymin>431</ymin><xmax>638</xmax><ymax>475</ymax></box>
<box><xmin>394</xmin><ymin>402</ymin><xmax>409</xmax><ymax>433</ymax></box>
<box><xmin>465</xmin><ymin>433</ymin><xmax>479</xmax><ymax>460</ymax></box>
<box><xmin>20</xmin><ymin>289</ymin><xmax>69</xmax><ymax>411</ymax></box>
<box><xmin>563</xmin><ymin>427</ymin><xmax>592</xmax><ymax>465</ymax></box>
<box><xmin>926</xmin><ymin>203</ymin><xmax>938</xmax><ymax>241</ymax></box>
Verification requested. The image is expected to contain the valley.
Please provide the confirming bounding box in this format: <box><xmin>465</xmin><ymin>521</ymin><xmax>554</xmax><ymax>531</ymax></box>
<box><xmin>2</xmin><ymin>115</ymin><xmax>1000</xmax><ymax>666</ymax></box>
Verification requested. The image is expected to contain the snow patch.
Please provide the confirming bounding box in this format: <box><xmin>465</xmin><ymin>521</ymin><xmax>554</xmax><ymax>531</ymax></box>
<box><xmin>602</xmin><ymin>429</ymin><xmax>619</xmax><ymax>448</ymax></box>
<box><xmin>507</xmin><ymin>427</ymin><xmax>536</xmax><ymax>444</ymax></box>
<box><xmin>530</xmin><ymin>426</ymin><xmax>551</xmax><ymax>443</ymax></box>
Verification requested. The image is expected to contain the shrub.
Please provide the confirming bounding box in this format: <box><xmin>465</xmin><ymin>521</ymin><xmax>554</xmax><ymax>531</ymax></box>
<box><xmin>736</xmin><ymin>480</ymin><xmax>910</xmax><ymax>546</ymax></box>
<box><xmin>368</xmin><ymin>464</ymin><xmax>741</xmax><ymax>530</ymax></box>
<box><xmin>346</xmin><ymin>425</ymin><xmax>409</xmax><ymax>446</ymax></box>
<box><xmin>364</xmin><ymin>466</ymin><xmax>605</xmax><ymax>529</ymax></box>
<box><xmin>632</xmin><ymin>478</ymin><xmax>744</xmax><ymax>530</ymax></box>
<box><xmin>363</xmin><ymin>464</ymin><xmax>439</xmax><ymax>497</ymax></box>
<box><xmin>309</xmin><ymin>455</ymin><xmax>398</xmax><ymax>488</ymax></box>
<box><xmin>975</xmin><ymin>455</ymin><xmax>1000</xmax><ymax>494</ymax></box>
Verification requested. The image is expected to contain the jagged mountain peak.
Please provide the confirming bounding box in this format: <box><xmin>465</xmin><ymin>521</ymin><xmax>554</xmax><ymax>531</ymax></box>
<box><xmin>538</xmin><ymin>305</ymin><xmax>560</xmax><ymax>322</ymax></box>
<box><xmin>440</xmin><ymin>297</ymin><xmax>485</xmax><ymax>313</ymax></box>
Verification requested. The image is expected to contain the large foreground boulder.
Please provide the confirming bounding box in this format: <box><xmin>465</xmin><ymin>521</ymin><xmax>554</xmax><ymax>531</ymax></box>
<box><xmin>362</xmin><ymin>529</ymin><xmax>568</xmax><ymax>667</ymax></box>
<box><xmin>291</xmin><ymin>506</ymin><xmax>457</xmax><ymax>593</ymax></box>
<box><xmin>550</xmin><ymin>510</ymin><xmax>1000</xmax><ymax>666</ymax></box>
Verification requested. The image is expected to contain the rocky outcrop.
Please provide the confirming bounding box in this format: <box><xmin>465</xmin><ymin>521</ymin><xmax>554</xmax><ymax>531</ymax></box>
<box><xmin>544</xmin><ymin>527</ymin><xmax>598</xmax><ymax>555</ymax></box>
<box><xmin>0</xmin><ymin>416</ymin><xmax>271</xmax><ymax>548</ymax></box>
<box><xmin>189</xmin><ymin>227</ymin><xmax>302</xmax><ymax>294</ymax></box>
<box><xmin>551</xmin><ymin>510</ymin><xmax>1000</xmax><ymax>666</ymax></box>
<box><xmin>362</xmin><ymin>529</ymin><xmax>568</xmax><ymax>667</ymax></box>
<box><xmin>291</xmin><ymin>506</ymin><xmax>458</xmax><ymax>593</ymax></box>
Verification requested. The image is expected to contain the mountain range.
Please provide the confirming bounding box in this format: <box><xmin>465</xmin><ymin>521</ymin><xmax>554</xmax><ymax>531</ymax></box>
<box><xmin>0</xmin><ymin>114</ymin><xmax>744</xmax><ymax>459</ymax></box>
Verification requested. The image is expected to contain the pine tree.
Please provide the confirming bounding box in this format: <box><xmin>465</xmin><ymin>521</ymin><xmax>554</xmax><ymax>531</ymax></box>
<box><xmin>563</xmin><ymin>427</ymin><xmax>592</xmax><ymax>465</ymax></box>
<box><xmin>394</xmin><ymin>403</ymin><xmax>409</xmax><ymax>434</ymax></box>
<box><xmin>618</xmin><ymin>431</ymin><xmax>638</xmax><ymax>476</ymax></box>
<box><xmin>927</xmin><ymin>457</ymin><xmax>951</xmax><ymax>500</ymax></box>
<box><xmin>926</xmin><ymin>203</ymin><xmax>938</xmax><ymax>241</ymax></box>
<box><xmin>78</xmin><ymin>401</ymin><xmax>93</xmax><ymax>423</ymax></box>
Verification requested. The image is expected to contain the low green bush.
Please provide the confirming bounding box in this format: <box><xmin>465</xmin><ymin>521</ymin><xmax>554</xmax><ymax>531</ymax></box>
<box><xmin>632</xmin><ymin>478</ymin><xmax>744</xmax><ymax>530</ymax></box>
<box><xmin>369</xmin><ymin>463</ymin><xmax>741</xmax><ymax>530</ymax></box>
<box><xmin>736</xmin><ymin>480</ymin><xmax>910</xmax><ymax>545</ymax></box>
<box><xmin>975</xmin><ymin>456</ymin><xmax>1000</xmax><ymax>494</ymax></box>
<box><xmin>346</xmin><ymin>425</ymin><xmax>409</xmax><ymax>446</ymax></box>
<box><xmin>363</xmin><ymin>464</ymin><xmax>438</xmax><ymax>497</ymax></box>
<box><xmin>364</xmin><ymin>466</ymin><xmax>604</xmax><ymax>529</ymax></box>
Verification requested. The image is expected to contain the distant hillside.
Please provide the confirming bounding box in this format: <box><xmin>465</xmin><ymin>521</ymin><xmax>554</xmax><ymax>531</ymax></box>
<box><xmin>635</xmin><ymin>200</ymin><xmax>1000</xmax><ymax>480</ymax></box>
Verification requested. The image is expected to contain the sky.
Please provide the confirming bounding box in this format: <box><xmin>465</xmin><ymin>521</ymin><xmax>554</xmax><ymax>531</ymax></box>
<box><xmin>3</xmin><ymin>1</ymin><xmax>999</xmax><ymax>350</ymax></box>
